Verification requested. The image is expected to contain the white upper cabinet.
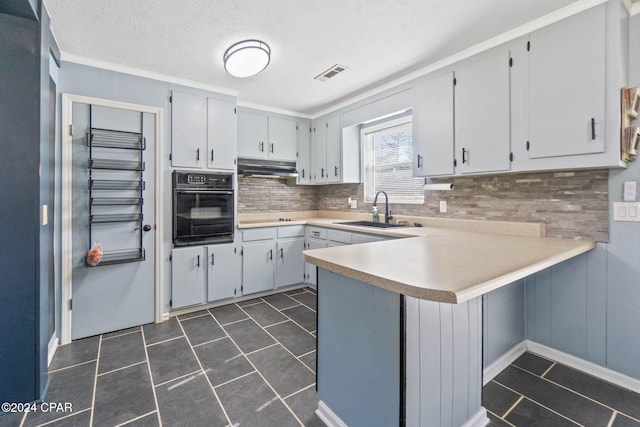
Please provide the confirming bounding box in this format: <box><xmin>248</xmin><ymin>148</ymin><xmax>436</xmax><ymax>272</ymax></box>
<box><xmin>325</xmin><ymin>114</ymin><xmax>342</xmax><ymax>183</ymax></box>
<box><xmin>528</xmin><ymin>4</ymin><xmax>605</xmax><ymax>158</ymax></box>
<box><xmin>297</xmin><ymin>119</ymin><xmax>313</xmax><ymax>185</ymax></box>
<box><xmin>237</xmin><ymin>108</ymin><xmax>298</xmax><ymax>161</ymax></box>
<box><xmin>268</xmin><ymin>116</ymin><xmax>298</xmax><ymax>161</ymax></box>
<box><xmin>312</xmin><ymin>117</ymin><xmax>328</xmax><ymax>183</ymax></box>
<box><xmin>171</xmin><ymin>90</ymin><xmax>237</xmax><ymax>170</ymax></box>
<box><xmin>412</xmin><ymin>72</ymin><xmax>455</xmax><ymax>177</ymax></box>
<box><xmin>207</xmin><ymin>97</ymin><xmax>237</xmax><ymax>170</ymax></box>
<box><xmin>454</xmin><ymin>50</ymin><xmax>511</xmax><ymax>174</ymax></box>
<box><xmin>237</xmin><ymin>109</ymin><xmax>268</xmax><ymax>159</ymax></box>
<box><xmin>171</xmin><ymin>91</ymin><xmax>207</xmax><ymax>168</ymax></box>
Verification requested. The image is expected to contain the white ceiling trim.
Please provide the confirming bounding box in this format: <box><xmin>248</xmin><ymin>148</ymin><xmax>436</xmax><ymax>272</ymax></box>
<box><xmin>313</xmin><ymin>0</ymin><xmax>608</xmax><ymax>118</ymax></box>
<box><xmin>60</xmin><ymin>51</ymin><xmax>238</xmax><ymax>98</ymax></box>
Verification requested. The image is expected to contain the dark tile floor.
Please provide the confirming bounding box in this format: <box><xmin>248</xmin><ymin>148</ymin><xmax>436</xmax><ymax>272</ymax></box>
<box><xmin>2</xmin><ymin>287</ymin><xmax>640</xmax><ymax>427</ymax></box>
<box><xmin>485</xmin><ymin>352</ymin><xmax>640</xmax><ymax>426</ymax></box>
<box><xmin>3</xmin><ymin>287</ymin><xmax>321</xmax><ymax>427</ymax></box>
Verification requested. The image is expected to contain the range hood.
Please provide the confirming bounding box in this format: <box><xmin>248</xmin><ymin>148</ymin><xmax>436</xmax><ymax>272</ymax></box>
<box><xmin>237</xmin><ymin>158</ymin><xmax>298</xmax><ymax>178</ymax></box>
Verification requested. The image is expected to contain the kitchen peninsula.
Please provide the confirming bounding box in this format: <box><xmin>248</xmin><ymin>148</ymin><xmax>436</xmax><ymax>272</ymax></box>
<box><xmin>303</xmin><ymin>224</ymin><xmax>595</xmax><ymax>427</ymax></box>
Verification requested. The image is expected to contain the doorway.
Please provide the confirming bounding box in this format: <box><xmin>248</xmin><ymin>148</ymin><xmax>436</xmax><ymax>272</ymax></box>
<box><xmin>61</xmin><ymin>94</ymin><xmax>163</xmax><ymax>343</ymax></box>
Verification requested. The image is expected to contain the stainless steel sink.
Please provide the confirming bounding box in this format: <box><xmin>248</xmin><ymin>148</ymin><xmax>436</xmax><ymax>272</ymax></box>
<box><xmin>338</xmin><ymin>220</ymin><xmax>407</xmax><ymax>228</ymax></box>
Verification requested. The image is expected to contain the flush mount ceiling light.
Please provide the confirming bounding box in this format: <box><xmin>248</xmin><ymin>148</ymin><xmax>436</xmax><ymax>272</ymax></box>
<box><xmin>223</xmin><ymin>40</ymin><xmax>271</xmax><ymax>78</ymax></box>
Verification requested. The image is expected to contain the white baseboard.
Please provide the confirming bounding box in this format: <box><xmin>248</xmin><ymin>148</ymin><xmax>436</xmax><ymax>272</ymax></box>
<box><xmin>316</xmin><ymin>401</ymin><xmax>348</xmax><ymax>427</ymax></box>
<box><xmin>47</xmin><ymin>334</ymin><xmax>59</xmax><ymax>367</ymax></box>
<box><xmin>483</xmin><ymin>341</ymin><xmax>527</xmax><ymax>385</ymax></box>
<box><xmin>462</xmin><ymin>407</ymin><xmax>490</xmax><ymax>427</ymax></box>
<box><xmin>526</xmin><ymin>340</ymin><xmax>640</xmax><ymax>394</ymax></box>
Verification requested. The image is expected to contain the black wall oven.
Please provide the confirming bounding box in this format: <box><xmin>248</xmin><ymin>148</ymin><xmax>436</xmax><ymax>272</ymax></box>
<box><xmin>173</xmin><ymin>171</ymin><xmax>234</xmax><ymax>246</ymax></box>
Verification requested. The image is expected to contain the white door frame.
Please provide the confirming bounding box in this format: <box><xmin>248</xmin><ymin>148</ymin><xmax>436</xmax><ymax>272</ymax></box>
<box><xmin>60</xmin><ymin>93</ymin><xmax>164</xmax><ymax>345</ymax></box>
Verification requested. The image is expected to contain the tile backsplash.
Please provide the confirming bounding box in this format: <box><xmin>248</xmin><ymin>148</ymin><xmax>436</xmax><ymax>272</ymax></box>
<box><xmin>239</xmin><ymin>169</ymin><xmax>609</xmax><ymax>242</ymax></box>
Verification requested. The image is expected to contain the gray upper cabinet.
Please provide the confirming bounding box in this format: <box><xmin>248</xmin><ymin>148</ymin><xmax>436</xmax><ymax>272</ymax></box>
<box><xmin>454</xmin><ymin>50</ymin><xmax>511</xmax><ymax>174</ymax></box>
<box><xmin>413</xmin><ymin>72</ymin><xmax>455</xmax><ymax>177</ymax></box>
<box><xmin>325</xmin><ymin>114</ymin><xmax>342</xmax><ymax>183</ymax></box>
<box><xmin>268</xmin><ymin>116</ymin><xmax>298</xmax><ymax>161</ymax></box>
<box><xmin>171</xmin><ymin>90</ymin><xmax>236</xmax><ymax>170</ymax></box>
<box><xmin>237</xmin><ymin>109</ymin><xmax>268</xmax><ymax>159</ymax></box>
<box><xmin>207</xmin><ymin>97</ymin><xmax>237</xmax><ymax>170</ymax></box>
<box><xmin>297</xmin><ymin>119</ymin><xmax>313</xmax><ymax>185</ymax></box>
<box><xmin>171</xmin><ymin>91</ymin><xmax>207</xmax><ymax>168</ymax></box>
<box><xmin>237</xmin><ymin>108</ymin><xmax>298</xmax><ymax>161</ymax></box>
<box><xmin>528</xmin><ymin>4</ymin><xmax>605</xmax><ymax>158</ymax></box>
<box><xmin>312</xmin><ymin>117</ymin><xmax>328</xmax><ymax>183</ymax></box>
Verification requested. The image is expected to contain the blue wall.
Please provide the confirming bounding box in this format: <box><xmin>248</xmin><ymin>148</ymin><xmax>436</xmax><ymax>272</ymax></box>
<box><xmin>523</xmin><ymin>13</ymin><xmax>640</xmax><ymax>380</ymax></box>
<box><xmin>0</xmin><ymin>2</ymin><xmax>51</xmax><ymax>404</ymax></box>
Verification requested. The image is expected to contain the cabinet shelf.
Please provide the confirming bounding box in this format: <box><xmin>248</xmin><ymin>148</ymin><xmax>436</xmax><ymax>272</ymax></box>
<box><xmin>90</xmin><ymin>213</ymin><xmax>143</xmax><ymax>223</ymax></box>
<box><xmin>90</xmin><ymin>197</ymin><xmax>143</xmax><ymax>206</ymax></box>
<box><xmin>88</xmin><ymin>158</ymin><xmax>145</xmax><ymax>171</ymax></box>
<box><xmin>89</xmin><ymin>179</ymin><xmax>145</xmax><ymax>191</ymax></box>
<box><xmin>86</xmin><ymin>248</ymin><xmax>145</xmax><ymax>267</ymax></box>
<box><xmin>88</xmin><ymin>128</ymin><xmax>145</xmax><ymax>150</ymax></box>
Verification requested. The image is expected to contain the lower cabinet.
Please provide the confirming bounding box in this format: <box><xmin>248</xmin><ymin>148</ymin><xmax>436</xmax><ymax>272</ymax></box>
<box><xmin>171</xmin><ymin>243</ymin><xmax>239</xmax><ymax>310</ymax></box>
<box><xmin>242</xmin><ymin>226</ymin><xmax>306</xmax><ymax>295</ymax></box>
<box><xmin>207</xmin><ymin>244</ymin><xmax>239</xmax><ymax>302</ymax></box>
<box><xmin>305</xmin><ymin>237</ymin><xmax>327</xmax><ymax>286</ymax></box>
<box><xmin>242</xmin><ymin>241</ymin><xmax>277</xmax><ymax>295</ymax></box>
<box><xmin>275</xmin><ymin>238</ymin><xmax>305</xmax><ymax>288</ymax></box>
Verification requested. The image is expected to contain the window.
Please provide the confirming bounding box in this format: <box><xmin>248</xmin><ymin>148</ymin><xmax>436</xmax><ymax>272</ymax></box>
<box><xmin>362</xmin><ymin>116</ymin><xmax>424</xmax><ymax>204</ymax></box>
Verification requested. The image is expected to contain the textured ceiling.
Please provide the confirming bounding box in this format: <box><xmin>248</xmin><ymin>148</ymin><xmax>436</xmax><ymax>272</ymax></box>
<box><xmin>44</xmin><ymin>0</ymin><xmax>581</xmax><ymax>115</ymax></box>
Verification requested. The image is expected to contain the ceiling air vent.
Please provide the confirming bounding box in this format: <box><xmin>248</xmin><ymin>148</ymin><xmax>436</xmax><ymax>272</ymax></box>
<box><xmin>314</xmin><ymin>64</ymin><xmax>348</xmax><ymax>82</ymax></box>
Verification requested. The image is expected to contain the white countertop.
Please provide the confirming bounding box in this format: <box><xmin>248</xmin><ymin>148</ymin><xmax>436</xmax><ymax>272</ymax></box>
<box><xmin>237</xmin><ymin>211</ymin><xmax>594</xmax><ymax>303</ymax></box>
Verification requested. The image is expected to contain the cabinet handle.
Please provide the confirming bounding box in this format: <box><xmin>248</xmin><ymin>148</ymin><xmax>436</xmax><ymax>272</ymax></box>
<box><xmin>302</xmin><ymin>169</ymin><xmax>305</xmax><ymax>178</ymax></box>
<box><xmin>417</xmin><ymin>154</ymin><xmax>423</xmax><ymax>168</ymax></box>
<box><xmin>591</xmin><ymin>118</ymin><xmax>596</xmax><ymax>140</ymax></box>
<box><xmin>462</xmin><ymin>148</ymin><xmax>467</xmax><ymax>164</ymax></box>
<box><xmin>210</xmin><ymin>149</ymin><xmax>214</xmax><ymax>162</ymax></box>
<box><xmin>280</xmin><ymin>248</ymin><xmax>284</xmax><ymax>259</ymax></box>
<box><xmin>259</xmin><ymin>142</ymin><xmax>264</xmax><ymax>152</ymax></box>
<box><xmin>211</xmin><ymin>253</ymin><xmax>215</xmax><ymax>266</ymax></box>
<box><xmin>269</xmin><ymin>249</ymin><xmax>273</xmax><ymax>260</ymax></box>
<box><xmin>196</xmin><ymin>148</ymin><xmax>200</xmax><ymax>161</ymax></box>
<box><xmin>270</xmin><ymin>143</ymin><xmax>274</xmax><ymax>153</ymax></box>
<box><xmin>334</xmin><ymin>166</ymin><xmax>338</xmax><ymax>177</ymax></box>
<box><xmin>321</xmin><ymin>168</ymin><xmax>325</xmax><ymax>178</ymax></box>
<box><xmin>196</xmin><ymin>255</ymin><xmax>200</xmax><ymax>268</ymax></box>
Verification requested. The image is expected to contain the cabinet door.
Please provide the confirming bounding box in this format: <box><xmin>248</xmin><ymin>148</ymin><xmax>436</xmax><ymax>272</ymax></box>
<box><xmin>528</xmin><ymin>4</ymin><xmax>605</xmax><ymax>158</ymax></box>
<box><xmin>207</xmin><ymin>98</ymin><xmax>237</xmax><ymax>170</ymax></box>
<box><xmin>276</xmin><ymin>238</ymin><xmax>305</xmax><ymax>288</ymax></box>
<box><xmin>297</xmin><ymin>120</ymin><xmax>313</xmax><ymax>185</ymax></box>
<box><xmin>242</xmin><ymin>242</ymin><xmax>276</xmax><ymax>295</ymax></box>
<box><xmin>207</xmin><ymin>244</ymin><xmax>237</xmax><ymax>302</ymax></box>
<box><xmin>413</xmin><ymin>72</ymin><xmax>455</xmax><ymax>177</ymax></box>
<box><xmin>305</xmin><ymin>238</ymin><xmax>327</xmax><ymax>286</ymax></box>
<box><xmin>352</xmin><ymin>233</ymin><xmax>384</xmax><ymax>244</ymax></box>
<box><xmin>237</xmin><ymin>109</ymin><xmax>268</xmax><ymax>159</ymax></box>
<box><xmin>171</xmin><ymin>247</ymin><xmax>206</xmax><ymax>309</ymax></box>
<box><xmin>171</xmin><ymin>91</ymin><xmax>207</xmax><ymax>168</ymax></box>
<box><xmin>268</xmin><ymin>116</ymin><xmax>298</xmax><ymax>161</ymax></box>
<box><xmin>326</xmin><ymin>114</ymin><xmax>342</xmax><ymax>183</ymax></box>
<box><xmin>313</xmin><ymin>120</ymin><xmax>327</xmax><ymax>183</ymax></box>
<box><xmin>455</xmin><ymin>51</ymin><xmax>511</xmax><ymax>174</ymax></box>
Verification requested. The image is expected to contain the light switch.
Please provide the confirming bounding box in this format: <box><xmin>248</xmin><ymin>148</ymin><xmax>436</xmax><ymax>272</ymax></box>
<box><xmin>614</xmin><ymin>202</ymin><xmax>640</xmax><ymax>221</ymax></box>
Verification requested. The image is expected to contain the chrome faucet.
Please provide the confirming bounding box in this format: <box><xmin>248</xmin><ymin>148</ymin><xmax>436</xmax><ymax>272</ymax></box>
<box><xmin>373</xmin><ymin>191</ymin><xmax>393</xmax><ymax>224</ymax></box>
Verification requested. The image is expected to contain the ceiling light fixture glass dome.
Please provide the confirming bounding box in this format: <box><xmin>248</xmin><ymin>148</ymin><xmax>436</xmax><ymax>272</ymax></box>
<box><xmin>223</xmin><ymin>39</ymin><xmax>271</xmax><ymax>78</ymax></box>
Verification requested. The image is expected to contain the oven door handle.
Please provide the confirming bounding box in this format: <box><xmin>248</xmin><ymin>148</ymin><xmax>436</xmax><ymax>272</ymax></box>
<box><xmin>174</xmin><ymin>190</ymin><xmax>234</xmax><ymax>195</ymax></box>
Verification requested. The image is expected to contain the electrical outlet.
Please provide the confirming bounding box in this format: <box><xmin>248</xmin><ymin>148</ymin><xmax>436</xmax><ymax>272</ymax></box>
<box><xmin>350</xmin><ymin>199</ymin><xmax>358</xmax><ymax>209</ymax></box>
<box><xmin>440</xmin><ymin>201</ymin><xmax>447</xmax><ymax>213</ymax></box>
